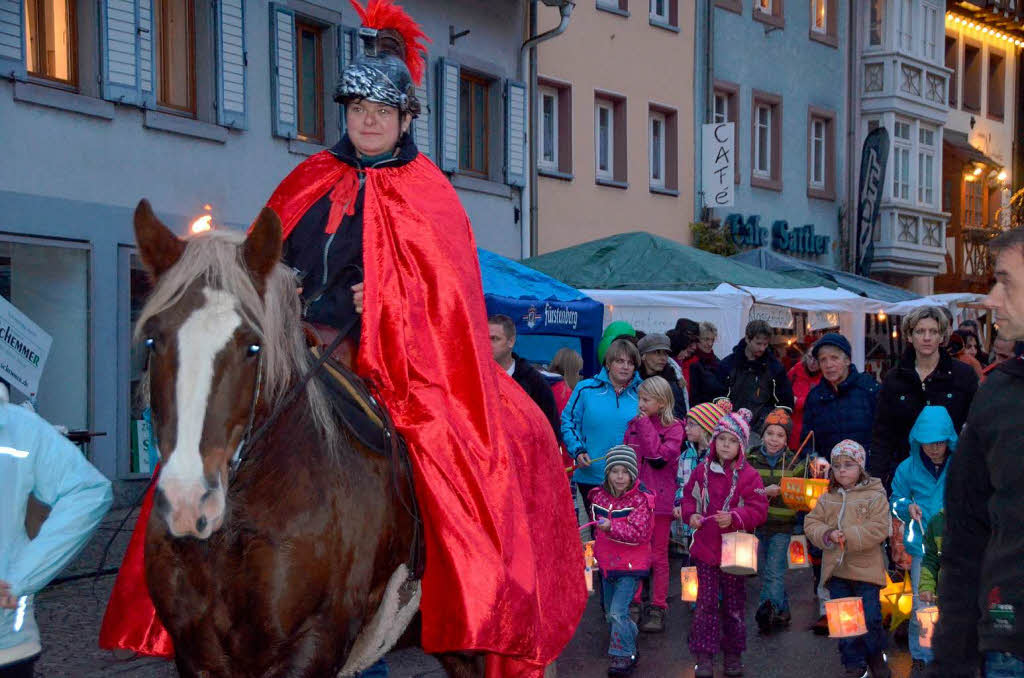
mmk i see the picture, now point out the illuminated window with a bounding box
[24,0,76,84]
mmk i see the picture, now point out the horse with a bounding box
[133,199,483,677]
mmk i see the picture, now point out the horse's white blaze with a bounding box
[160,287,241,489]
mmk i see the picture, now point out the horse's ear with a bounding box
[243,208,283,285]
[134,199,186,278]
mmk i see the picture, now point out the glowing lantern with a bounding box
[917,606,939,648]
[680,566,699,602]
[880,571,915,630]
[825,597,868,638]
[190,214,213,234]
[780,477,829,512]
[788,534,811,569]
[720,532,758,575]
[584,541,595,593]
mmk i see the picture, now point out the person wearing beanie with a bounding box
[672,400,728,557]
[637,333,689,418]
[587,445,655,676]
[745,408,806,633]
[679,405,768,677]
[804,440,891,678]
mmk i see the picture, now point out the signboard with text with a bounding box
[0,296,52,399]
[750,304,794,329]
[703,122,734,208]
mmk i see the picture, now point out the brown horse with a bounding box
[133,200,482,677]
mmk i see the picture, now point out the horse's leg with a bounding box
[434,652,485,678]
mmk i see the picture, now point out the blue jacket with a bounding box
[0,403,112,664]
[561,368,641,485]
[801,366,879,457]
[891,406,958,558]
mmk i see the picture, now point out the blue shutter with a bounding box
[101,0,145,104]
[505,80,527,187]
[269,3,297,139]
[436,58,460,173]
[0,0,26,80]
[337,26,355,136]
[216,0,247,129]
[413,57,431,157]
[138,0,154,107]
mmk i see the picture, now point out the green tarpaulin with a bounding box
[523,232,814,291]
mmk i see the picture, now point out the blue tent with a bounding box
[478,248,603,375]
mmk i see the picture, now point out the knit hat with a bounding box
[687,400,728,436]
[637,332,671,355]
[812,332,852,360]
[762,407,793,437]
[711,404,753,451]
[604,445,639,480]
[830,439,866,471]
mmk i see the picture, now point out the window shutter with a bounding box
[436,58,460,172]
[0,0,26,80]
[138,0,154,107]
[216,0,247,129]
[505,80,527,187]
[269,3,297,139]
[101,0,145,104]
[337,26,355,136]
[413,59,431,157]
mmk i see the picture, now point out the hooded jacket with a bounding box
[890,406,958,558]
[588,483,655,577]
[561,368,641,486]
[717,340,794,433]
[801,366,879,457]
[623,414,684,515]
[680,443,768,567]
[804,477,890,587]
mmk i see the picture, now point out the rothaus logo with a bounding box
[0,325,41,366]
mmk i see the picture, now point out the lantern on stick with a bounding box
[720,532,759,575]
[680,566,699,602]
[917,606,939,648]
[825,597,868,637]
[780,477,829,511]
[880,571,915,631]
[788,534,811,569]
[583,541,595,593]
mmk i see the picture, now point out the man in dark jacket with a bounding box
[717,320,794,433]
[927,228,1024,678]
[488,315,560,442]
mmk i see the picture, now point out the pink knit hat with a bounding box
[711,402,753,450]
[830,439,867,472]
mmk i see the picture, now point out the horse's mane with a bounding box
[134,230,340,448]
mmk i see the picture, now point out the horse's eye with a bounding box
[246,344,261,357]
[145,337,156,350]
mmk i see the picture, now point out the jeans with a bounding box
[827,577,886,670]
[908,554,934,663]
[602,575,640,658]
[756,530,791,613]
[986,652,1024,677]
[356,659,389,677]
[633,515,673,609]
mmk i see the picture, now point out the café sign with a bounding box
[726,214,830,257]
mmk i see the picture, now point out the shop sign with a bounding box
[0,296,52,398]
[808,311,841,331]
[521,303,580,330]
[726,214,830,256]
[750,304,794,329]
[703,122,735,207]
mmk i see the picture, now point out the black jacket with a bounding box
[638,363,688,419]
[716,340,794,432]
[510,354,561,443]
[282,133,419,338]
[927,357,1024,677]
[801,366,879,457]
[869,347,978,486]
[687,359,726,407]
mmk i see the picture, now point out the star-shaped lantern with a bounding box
[880,571,914,631]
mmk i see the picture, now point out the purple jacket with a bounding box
[588,483,655,577]
[624,415,684,516]
[680,449,768,567]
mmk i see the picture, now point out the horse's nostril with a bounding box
[196,516,208,533]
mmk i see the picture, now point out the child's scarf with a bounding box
[696,452,744,516]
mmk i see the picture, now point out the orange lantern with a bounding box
[720,532,759,575]
[916,606,939,648]
[780,477,829,512]
[825,597,868,638]
[788,534,811,569]
[584,541,595,593]
[680,566,699,602]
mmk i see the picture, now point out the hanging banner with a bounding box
[0,296,52,398]
[703,122,735,208]
[750,303,794,329]
[808,311,841,331]
[856,127,890,276]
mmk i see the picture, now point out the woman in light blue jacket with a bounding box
[0,394,112,676]
[562,338,641,515]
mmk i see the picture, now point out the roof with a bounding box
[944,130,1002,169]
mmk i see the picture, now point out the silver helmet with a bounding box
[334,27,421,117]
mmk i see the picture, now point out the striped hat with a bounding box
[712,406,753,451]
[687,400,729,436]
[604,445,639,480]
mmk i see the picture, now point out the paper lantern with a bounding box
[788,534,811,569]
[680,566,699,602]
[584,541,595,593]
[825,597,868,638]
[880,571,915,631]
[780,477,829,512]
[720,532,758,575]
[917,606,939,648]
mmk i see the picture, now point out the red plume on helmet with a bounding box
[349,0,431,86]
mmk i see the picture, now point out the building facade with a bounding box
[695,0,849,268]
[0,0,529,501]
[534,0,696,253]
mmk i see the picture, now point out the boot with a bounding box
[607,654,637,676]
[755,600,776,634]
[724,653,744,676]
[628,602,642,625]
[774,608,792,627]
[693,654,714,678]
[810,613,830,635]
[638,605,665,633]
[867,652,891,678]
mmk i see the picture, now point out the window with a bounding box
[650,0,668,23]
[648,105,678,193]
[945,35,959,107]
[649,110,665,188]
[713,81,739,183]
[869,0,885,46]
[964,178,984,229]
[713,93,728,123]
[988,49,1005,121]
[538,86,558,171]
[810,120,825,187]
[918,126,936,206]
[459,72,490,176]
[24,0,76,85]
[756,0,772,13]
[893,119,912,202]
[124,251,155,474]
[753,0,784,28]
[922,3,938,61]
[538,78,573,176]
[809,0,837,46]
[294,20,323,141]
[595,100,614,180]
[597,0,629,14]
[751,90,782,190]
[963,42,982,112]
[807,107,835,200]
[155,0,195,113]
[897,0,913,52]
[811,0,825,33]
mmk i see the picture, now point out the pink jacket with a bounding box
[588,483,655,576]
[623,415,684,515]
[680,449,768,567]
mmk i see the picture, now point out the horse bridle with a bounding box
[229,351,265,475]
